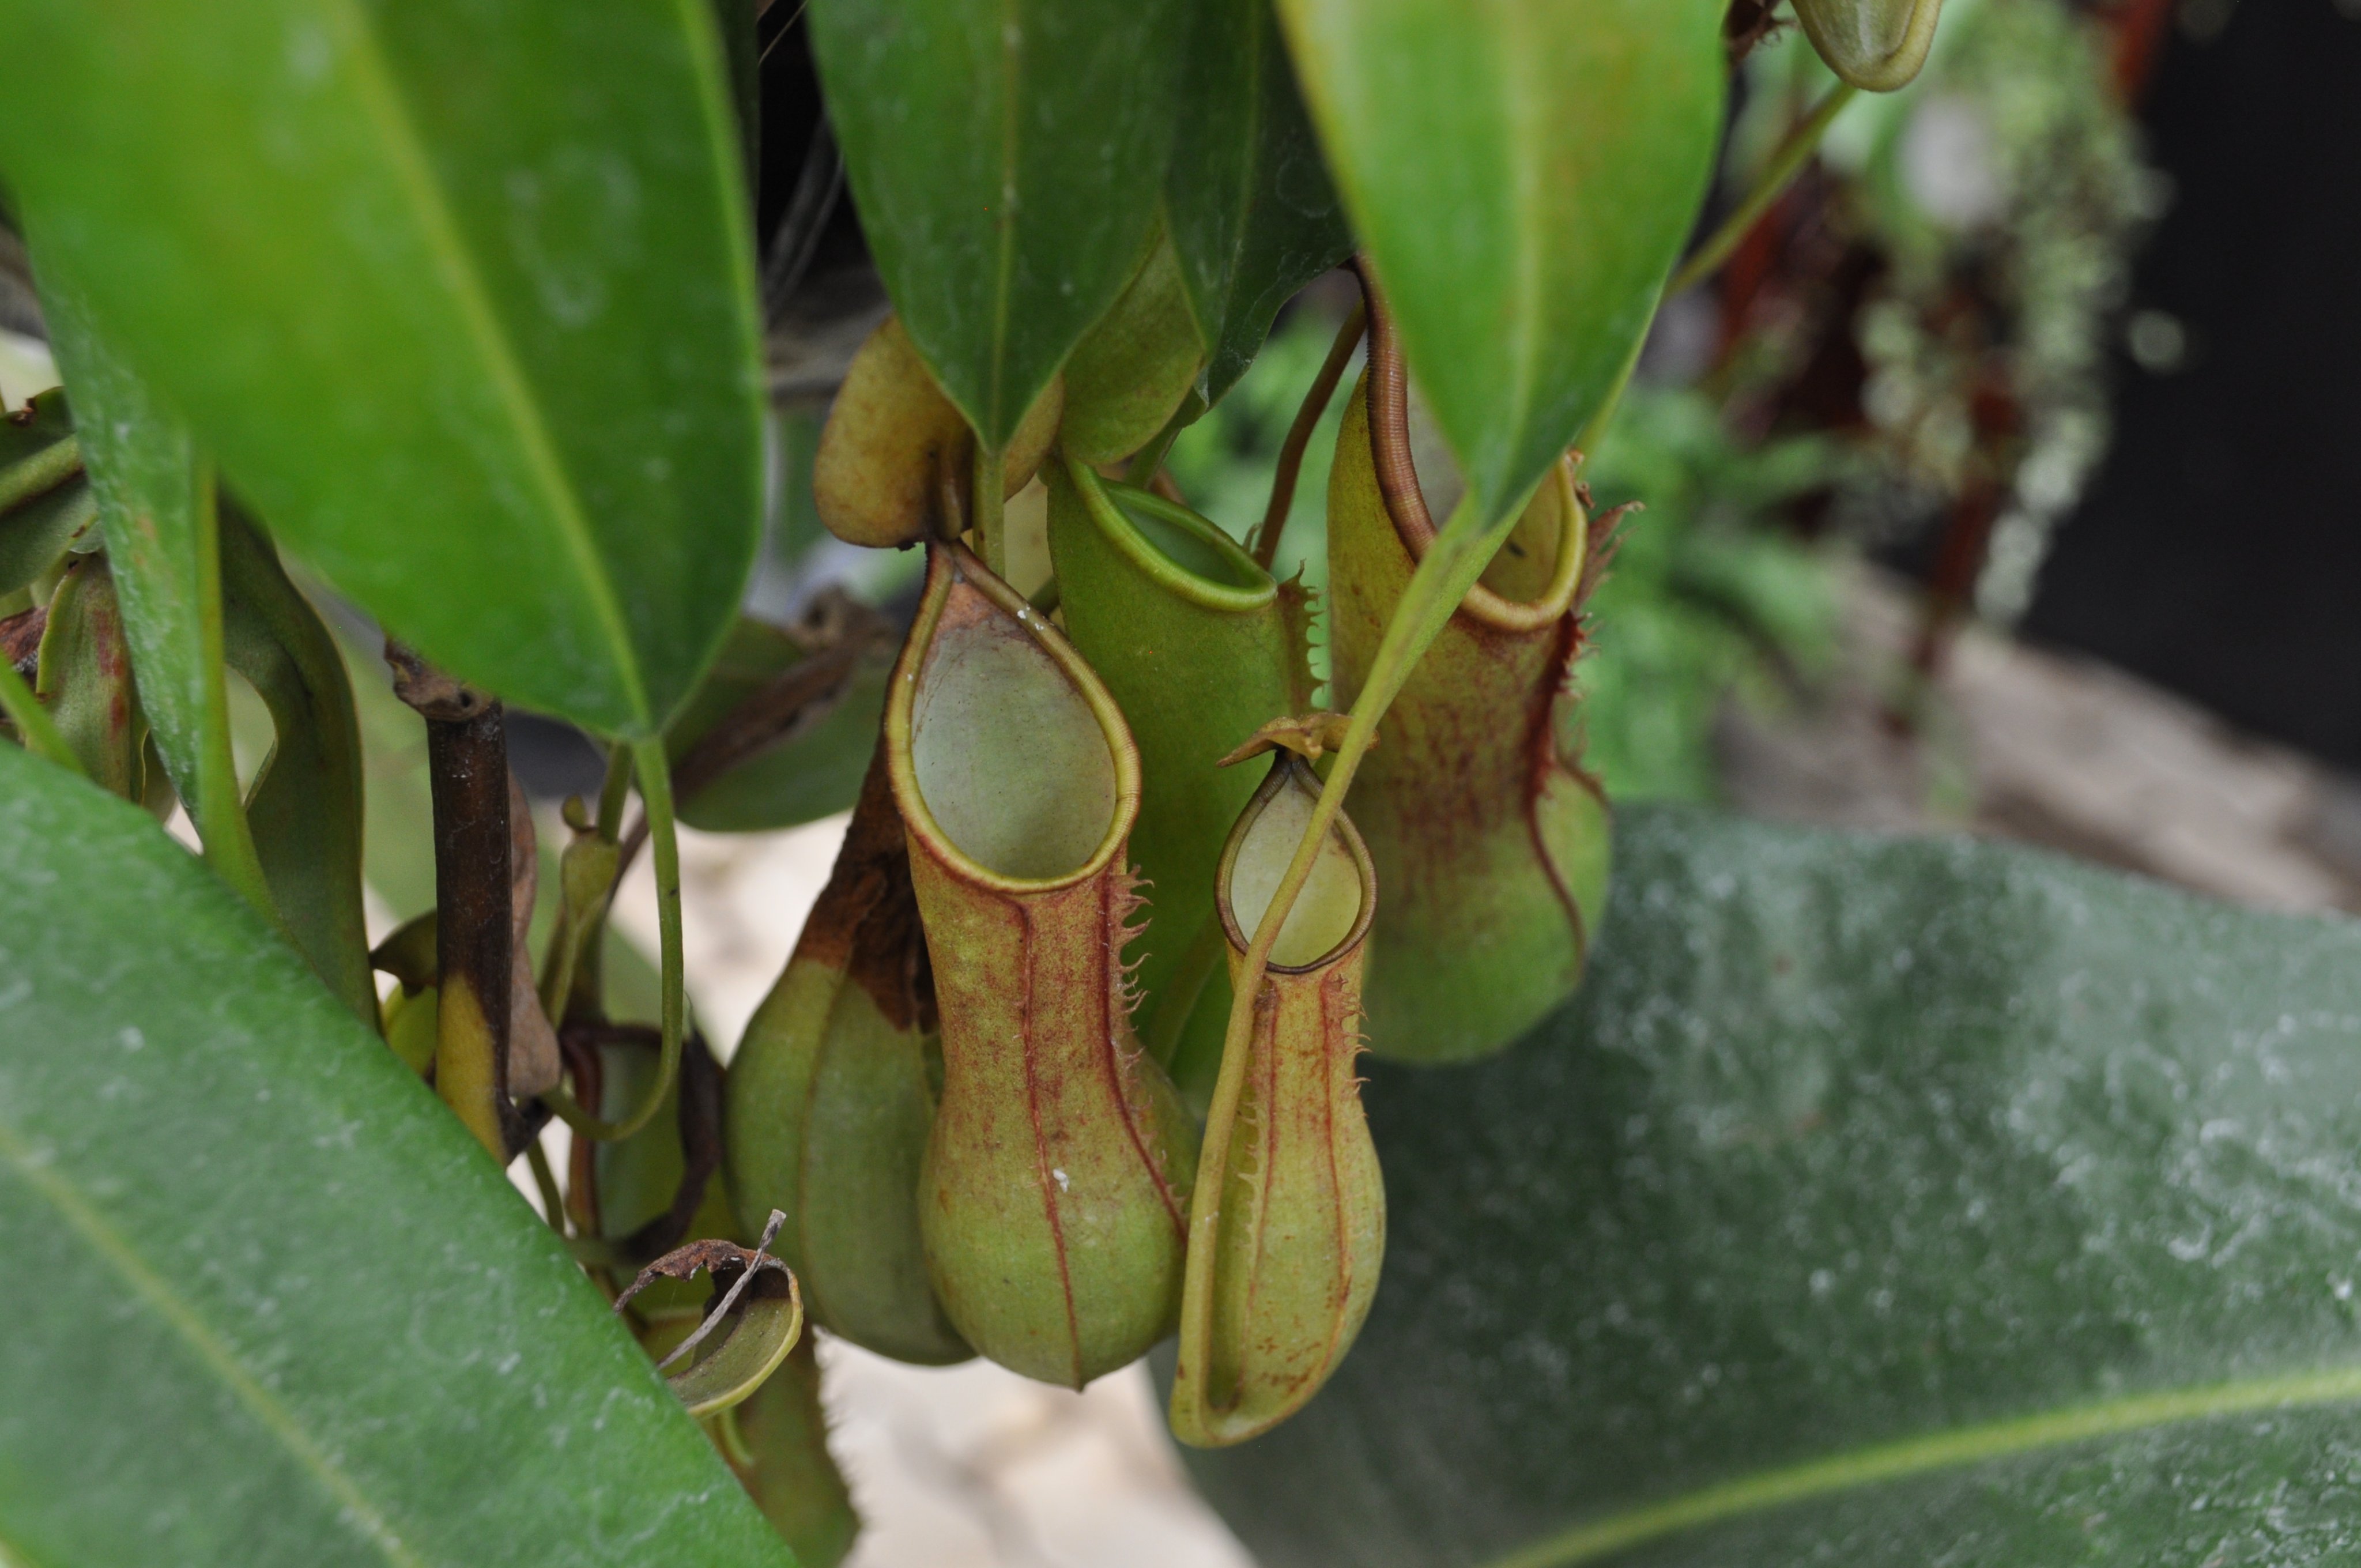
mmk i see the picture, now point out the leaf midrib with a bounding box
[1479,1363,2361,1568]
[987,0,1025,447]
[0,1118,428,1568]
[1213,5,1271,353]
[1488,1,1544,529]
[327,0,650,729]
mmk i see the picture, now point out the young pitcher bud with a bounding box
[888,542,1198,1388]
[1170,754,1383,1447]
[725,736,971,1366]
[1327,363,1612,1064]
[814,315,1063,548]
[1792,0,1944,91]
[35,553,146,798]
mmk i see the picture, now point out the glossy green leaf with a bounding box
[0,0,765,736]
[220,509,376,1027]
[1059,227,1205,465]
[0,744,793,1567]
[1043,458,1310,1096]
[666,615,888,834]
[1274,0,1725,523]
[37,270,212,807]
[712,0,763,193]
[1167,0,1354,406]
[809,0,1189,448]
[32,263,272,911]
[0,386,95,594]
[1182,806,2361,1566]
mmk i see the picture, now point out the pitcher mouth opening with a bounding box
[1361,271,1590,636]
[887,542,1141,893]
[1061,454,1277,611]
[1216,753,1377,976]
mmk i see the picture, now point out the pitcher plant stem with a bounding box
[972,439,1008,576]
[542,738,685,1144]
[1664,81,1857,301]
[1251,303,1366,570]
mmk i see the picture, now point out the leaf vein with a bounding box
[1481,1366,2361,1568]
[0,1121,428,1568]
[989,0,1025,444]
[326,0,650,728]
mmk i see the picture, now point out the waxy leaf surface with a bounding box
[1274,0,1725,522]
[32,267,228,823]
[1184,807,2361,1566]
[0,0,765,735]
[0,745,793,1567]
[809,0,1189,448]
[1167,0,1354,405]
[220,510,376,1026]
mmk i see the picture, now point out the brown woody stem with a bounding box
[418,691,512,1160]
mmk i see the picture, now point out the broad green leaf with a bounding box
[220,509,376,1027]
[1167,0,1354,406]
[0,0,765,736]
[1059,227,1205,466]
[0,744,794,1568]
[0,386,95,594]
[32,264,271,911]
[1274,0,1725,523]
[1181,807,2361,1566]
[712,0,763,196]
[809,0,1189,448]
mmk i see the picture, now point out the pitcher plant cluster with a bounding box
[0,0,1938,1556]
